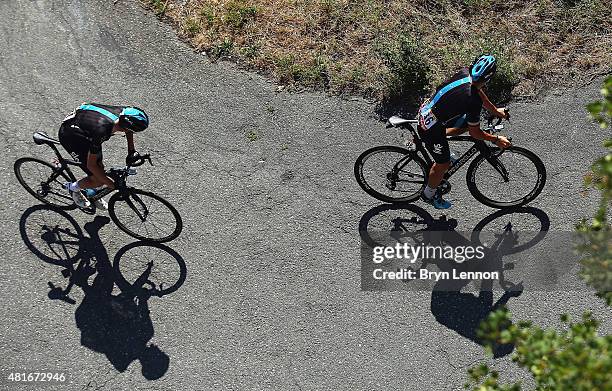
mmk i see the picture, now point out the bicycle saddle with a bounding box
[388,116,418,127]
[33,131,61,145]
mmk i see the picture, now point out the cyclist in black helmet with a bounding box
[58,103,149,209]
[418,55,511,209]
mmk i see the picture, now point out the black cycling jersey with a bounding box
[61,103,124,154]
[427,67,482,126]
[58,103,126,175]
[417,68,483,164]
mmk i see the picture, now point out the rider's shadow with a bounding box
[359,205,550,358]
[426,218,525,358]
[19,206,171,379]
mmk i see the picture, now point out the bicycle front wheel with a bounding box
[108,189,183,243]
[354,146,427,203]
[467,146,546,208]
[14,157,76,210]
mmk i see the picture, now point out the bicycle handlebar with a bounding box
[107,153,153,184]
[487,108,510,128]
[128,153,153,168]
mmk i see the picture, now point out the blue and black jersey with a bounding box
[59,103,126,174]
[417,68,484,164]
[428,67,482,126]
[61,103,124,154]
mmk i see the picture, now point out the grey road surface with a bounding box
[0,1,609,390]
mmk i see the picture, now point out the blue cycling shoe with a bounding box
[421,192,452,209]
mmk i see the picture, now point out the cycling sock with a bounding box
[68,181,80,192]
[423,186,436,199]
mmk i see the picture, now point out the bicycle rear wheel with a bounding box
[467,146,546,208]
[108,189,182,243]
[14,157,76,210]
[354,146,427,203]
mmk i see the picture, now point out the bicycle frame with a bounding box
[39,141,145,206]
[392,123,509,183]
[42,142,79,184]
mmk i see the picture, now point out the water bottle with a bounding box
[450,150,459,165]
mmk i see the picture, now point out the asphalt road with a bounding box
[0,1,610,390]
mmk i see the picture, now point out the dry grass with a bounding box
[142,0,611,105]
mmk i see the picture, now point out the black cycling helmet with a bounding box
[470,55,497,83]
[118,107,149,132]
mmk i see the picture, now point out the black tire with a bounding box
[14,157,76,210]
[113,241,187,297]
[354,146,428,203]
[467,146,546,209]
[108,189,182,243]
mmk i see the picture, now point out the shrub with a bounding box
[224,0,257,30]
[378,34,431,104]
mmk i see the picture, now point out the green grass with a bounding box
[224,0,257,30]
[184,17,201,37]
[148,0,168,15]
[210,37,234,59]
[377,34,430,103]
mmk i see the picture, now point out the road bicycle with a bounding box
[354,115,546,208]
[14,131,182,243]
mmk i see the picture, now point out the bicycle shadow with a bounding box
[359,204,550,358]
[19,205,187,379]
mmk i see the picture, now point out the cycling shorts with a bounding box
[58,123,103,176]
[419,122,450,164]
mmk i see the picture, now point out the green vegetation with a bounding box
[581,76,612,305]
[143,0,610,106]
[465,78,612,391]
[184,17,201,36]
[245,129,258,141]
[377,34,430,103]
[466,310,611,390]
[149,0,168,15]
[224,0,257,30]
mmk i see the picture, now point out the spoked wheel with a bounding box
[467,147,546,209]
[108,189,182,243]
[354,146,428,203]
[113,241,187,297]
[14,157,76,210]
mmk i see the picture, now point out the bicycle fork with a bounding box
[485,151,510,182]
[125,192,150,222]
